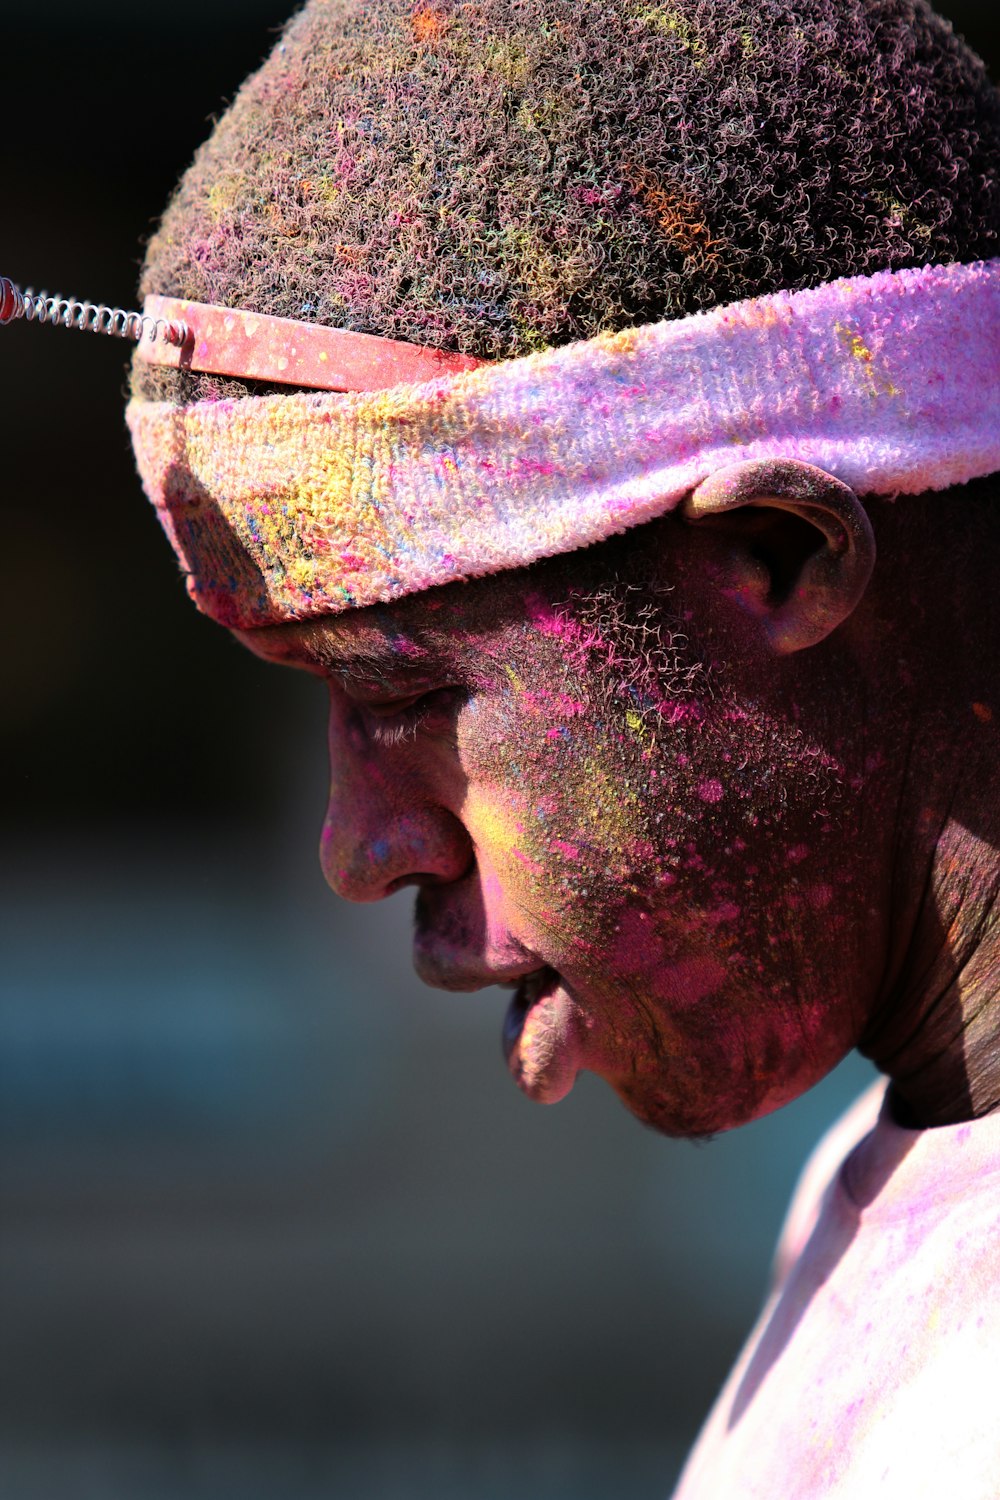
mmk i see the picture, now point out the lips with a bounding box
[410,920,587,1104]
[501,967,552,1057]
[502,966,585,1105]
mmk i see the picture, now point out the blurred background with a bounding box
[0,3,996,1496]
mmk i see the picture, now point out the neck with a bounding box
[845,485,1000,1127]
[859,698,1000,1127]
[869,820,1000,1125]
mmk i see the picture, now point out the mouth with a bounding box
[501,966,585,1105]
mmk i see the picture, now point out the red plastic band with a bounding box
[136,295,487,392]
[0,277,21,324]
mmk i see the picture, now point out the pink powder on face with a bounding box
[524,595,608,676]
[668,955,729,1006]
[707,900,742,925]
[807,884,834,910]
[521,689,587,717]
[512,847,545,876]
[388,636,427,658]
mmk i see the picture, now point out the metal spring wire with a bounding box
[0,278,187,346]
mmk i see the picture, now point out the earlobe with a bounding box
[682,459,877,654]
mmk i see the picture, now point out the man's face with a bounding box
[244,524,884,1137]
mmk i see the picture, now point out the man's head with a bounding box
[135,0,999,400]
[236,460,874,1136]
[133,0,1000,1135]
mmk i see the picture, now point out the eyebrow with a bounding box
[249,624,449,681]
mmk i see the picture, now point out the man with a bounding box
[121,0,1000,1490]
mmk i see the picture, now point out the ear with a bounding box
[681,459,876,654]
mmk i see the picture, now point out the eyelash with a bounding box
[366,687,465,747]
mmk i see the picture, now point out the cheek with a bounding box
[458,707,697,951]
[454,652,860,966]
[456,723,656,966]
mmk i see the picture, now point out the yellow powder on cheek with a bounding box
[460,788,550,901]
[565,759,640,867]
[462,792,523,859]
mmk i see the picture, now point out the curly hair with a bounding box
[135,0,999,403]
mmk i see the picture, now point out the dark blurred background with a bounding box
[0,4,996,1497]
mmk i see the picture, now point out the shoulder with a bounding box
[770,1078,887,1289]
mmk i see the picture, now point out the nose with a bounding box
[319,688,473,903]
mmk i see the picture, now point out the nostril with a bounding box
[384,873,441,895]
[320,808,475,902]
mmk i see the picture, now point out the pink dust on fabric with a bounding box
[674,1085,1000,1498]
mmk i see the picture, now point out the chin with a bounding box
[615,1091,726,1141]
[611,1077,787,1141]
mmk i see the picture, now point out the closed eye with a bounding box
[365,687,467,747]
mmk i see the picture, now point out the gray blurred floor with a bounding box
[0,1438,689,1500]
[0,811,876,1499]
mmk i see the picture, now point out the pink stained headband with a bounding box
[0,279,484,390]
[125,258,1000,632]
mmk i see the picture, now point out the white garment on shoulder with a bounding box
[672,1081,1000,1499]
